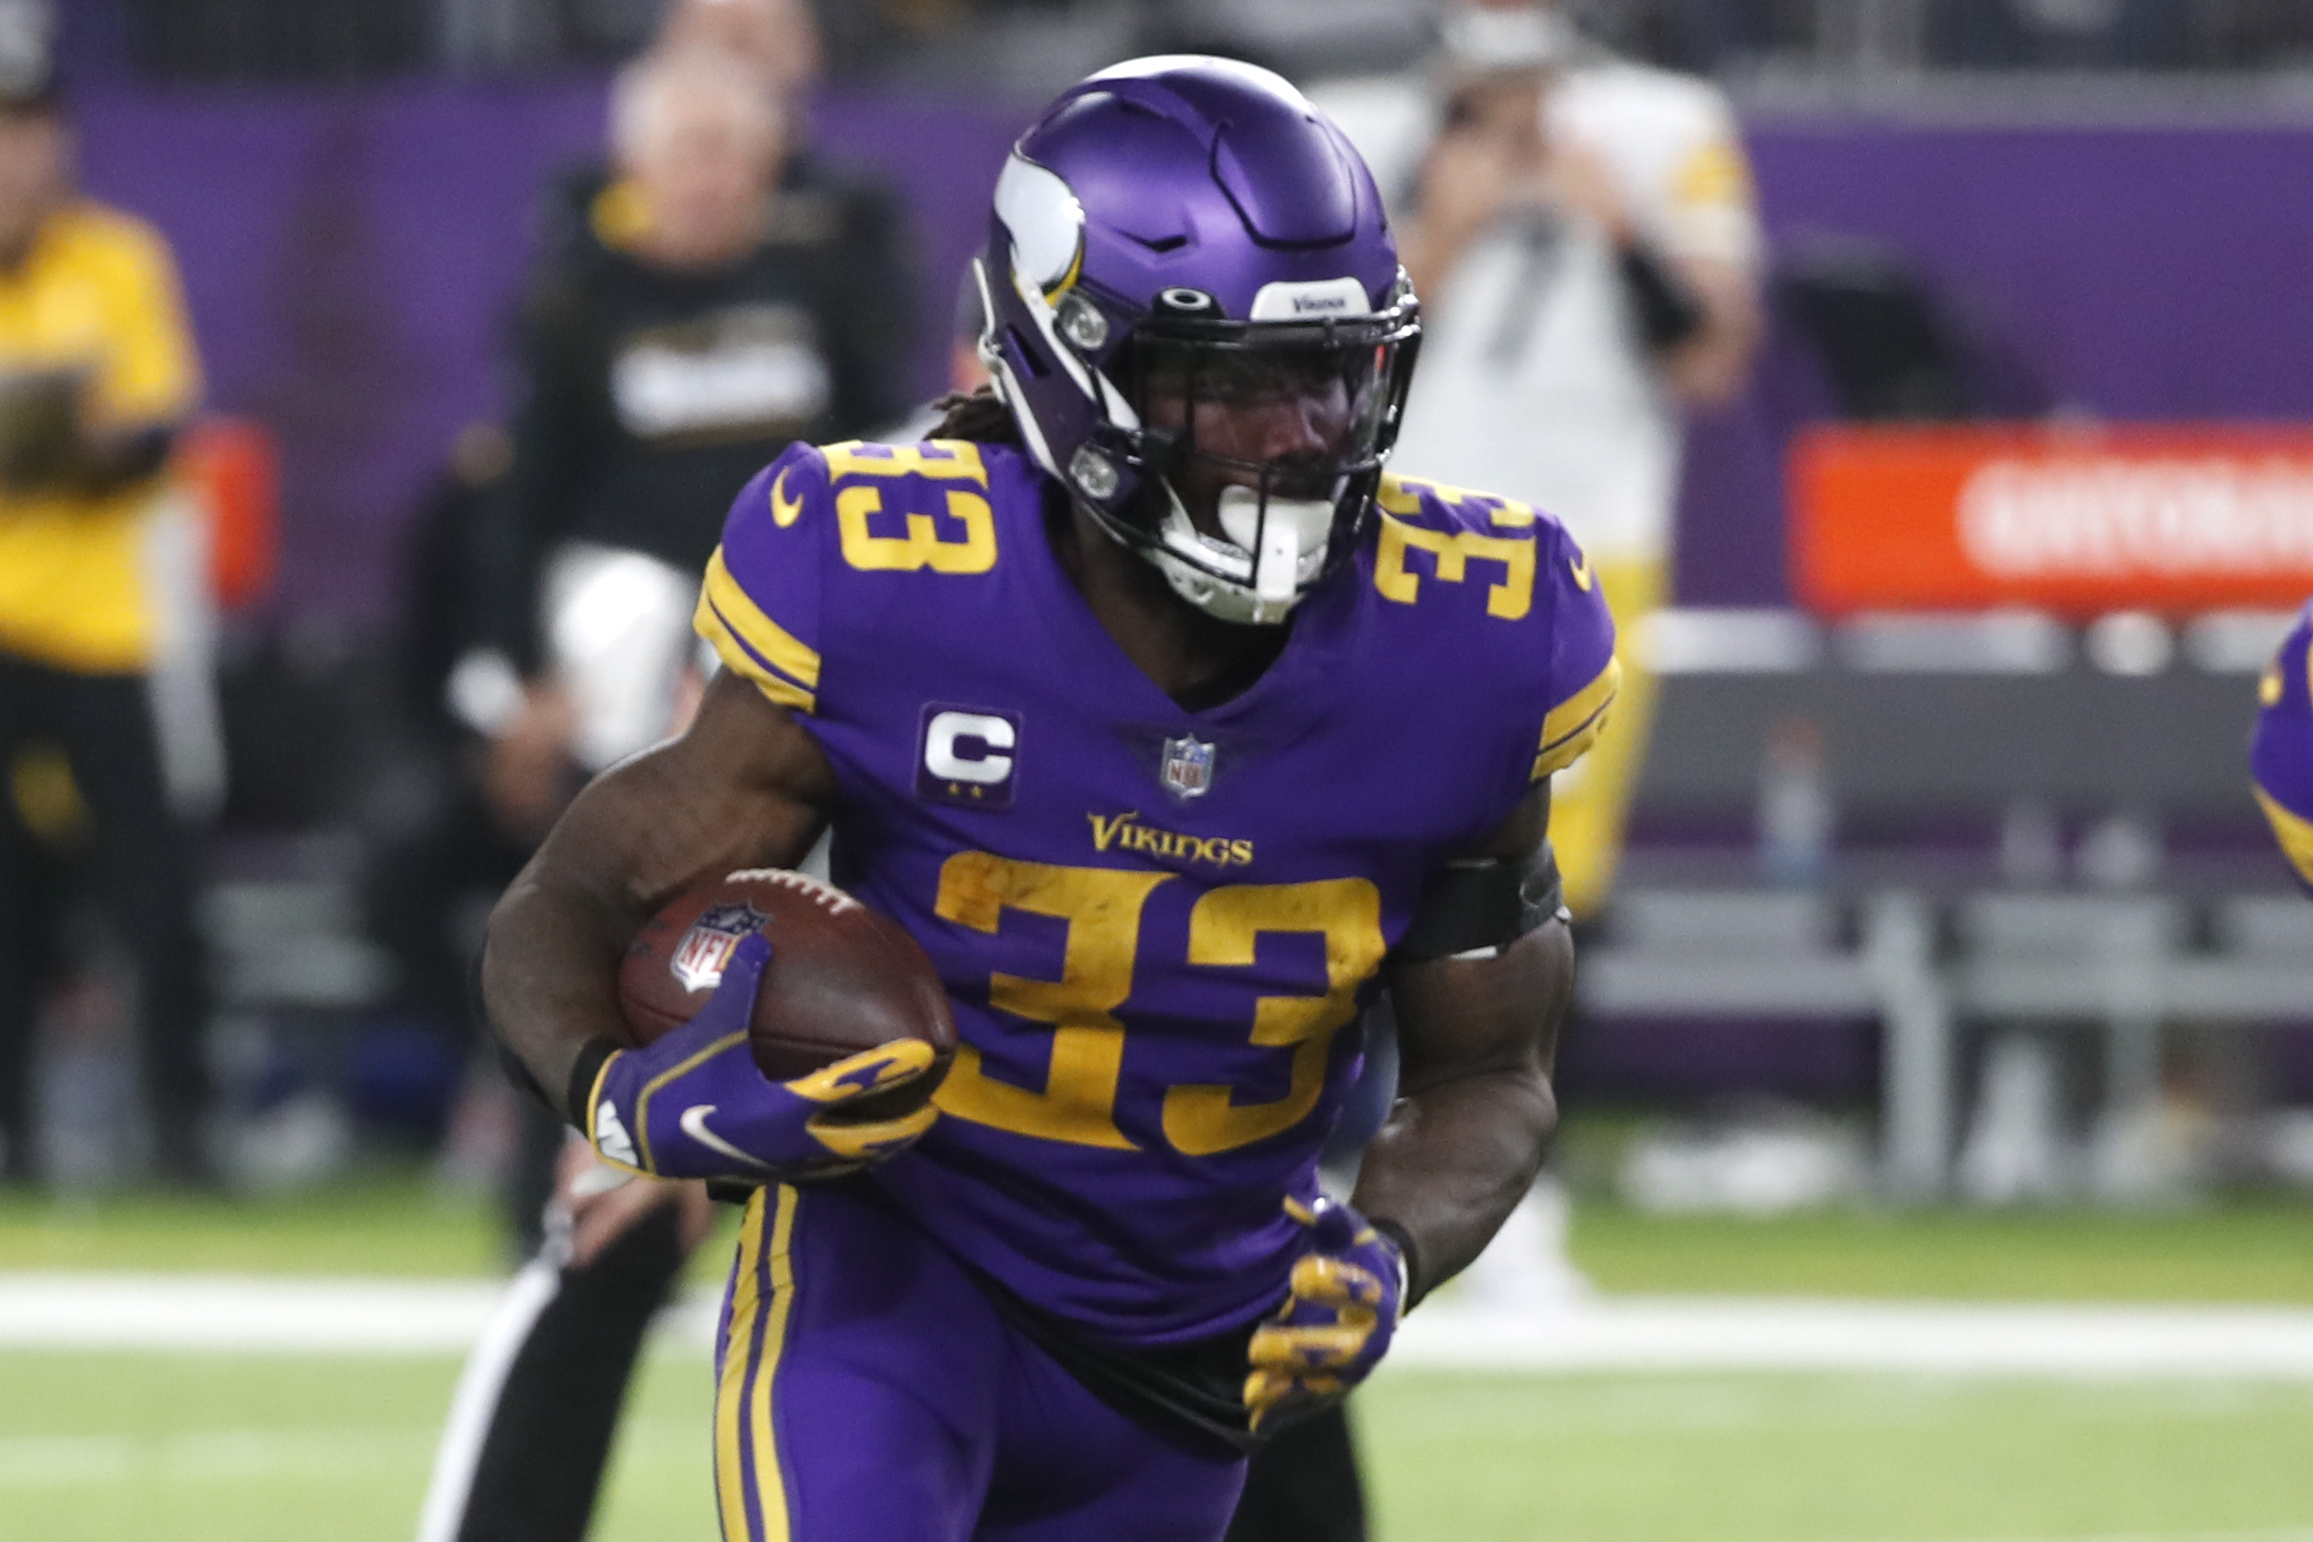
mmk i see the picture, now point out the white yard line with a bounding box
[0,1427,433,1486]
[1390,1296,2313,1380]
[6,1273,2313,1380]
[0,1419,702,1488]
[0,1274,510,1353]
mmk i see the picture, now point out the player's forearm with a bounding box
[485,747,746,1113]
[1351,1063,1557,1305]
[485,680,840,1116]
[483,780,664,1120]
[1355,915,1573,1303]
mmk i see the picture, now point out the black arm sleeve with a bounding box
[1617,238,1706,352]
[1394,847,1566,961]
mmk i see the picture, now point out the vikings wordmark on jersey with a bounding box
[694,434,1617,1347]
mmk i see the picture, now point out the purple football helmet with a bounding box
[977,56,1420,624]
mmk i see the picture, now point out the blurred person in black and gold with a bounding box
[409,37,919,1542]
[0,64,212,1188]
[526,0,911,382]
[459,38,915,834]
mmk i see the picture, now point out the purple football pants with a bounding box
[715,1181,1247,1542]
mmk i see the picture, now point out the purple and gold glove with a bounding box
[1244,1195,1407,1428]
[582,933,939,1182]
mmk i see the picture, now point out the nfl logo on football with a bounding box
[1160,734,1215,800]
[670,902,767,992]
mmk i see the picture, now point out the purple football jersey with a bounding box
[695,438,1618,1345]
[2252,601,2313,894]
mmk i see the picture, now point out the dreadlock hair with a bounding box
[928,385,1023,446]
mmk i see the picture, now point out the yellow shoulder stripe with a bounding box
[1533,656,1622,780]
[2254,784,2313,889]
[700,548,820,691]
[697,591,815,713]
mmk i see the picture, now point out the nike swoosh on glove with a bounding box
[585,932,939,1182]
[1244,1194,1406,1429]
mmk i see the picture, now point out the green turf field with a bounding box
[9,1181,2313,1301]
[5,1347,2312,1542]
[7,1181,2313,1539]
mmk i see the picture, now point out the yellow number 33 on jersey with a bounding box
[824,441,999,576]
[929,853,1387,1157]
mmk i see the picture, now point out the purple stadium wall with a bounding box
[67,82,2313,623]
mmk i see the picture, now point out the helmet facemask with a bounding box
[1122,320,1412,623]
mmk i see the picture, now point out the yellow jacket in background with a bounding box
[0,199,202,675]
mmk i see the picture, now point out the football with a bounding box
[617,868,957,1118]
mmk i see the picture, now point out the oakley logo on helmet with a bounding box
[1249,278,1372,320]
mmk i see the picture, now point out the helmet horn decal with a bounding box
[993,155,1086,298]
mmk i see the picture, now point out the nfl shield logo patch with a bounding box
[669,902,767,993]
[1160,734,1216,800]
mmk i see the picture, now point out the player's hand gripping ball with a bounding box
[588,869,956,1183]
[1244,1196,1406,1429]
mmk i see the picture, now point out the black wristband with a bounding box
[564,1038,621,1130]
[1616,239,1705,351]
[1371,1218,1426,1310]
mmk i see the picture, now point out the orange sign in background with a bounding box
[177,416,280,612]
[1788,424,2313,617]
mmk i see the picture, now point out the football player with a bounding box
[2252,603,2313,893]
[486,58,1615,1541]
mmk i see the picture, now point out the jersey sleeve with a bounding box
[1530,520,1622,782]
[2251,604,2313,892]
[693,441,829,715]
[1587,73,1761,273]
[1653,96,1760,270]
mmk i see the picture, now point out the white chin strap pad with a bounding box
[1217,487,1332,612]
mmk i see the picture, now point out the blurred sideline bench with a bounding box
[1578,609,2313,1200]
